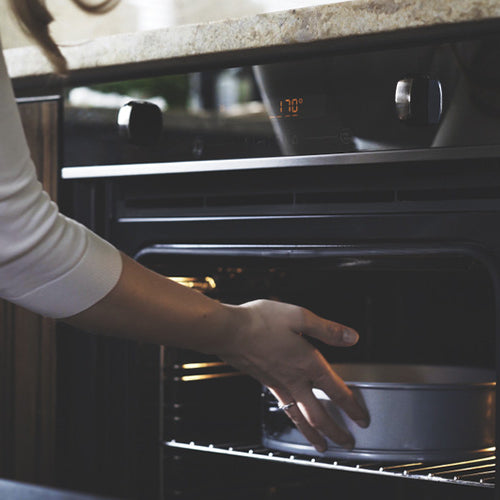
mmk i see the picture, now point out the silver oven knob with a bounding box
[395,76,442,125]
[118,101,163,146]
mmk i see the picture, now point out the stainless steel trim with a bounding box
[131,242,492,260]
[61,145,500,179]
[62,157,295,179]
[17,95,61,104]
[164,440,495,488]
[118,215,334,223]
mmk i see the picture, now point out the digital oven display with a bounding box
[268,94,326,120]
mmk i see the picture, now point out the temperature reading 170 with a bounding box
[279,97,304,115]
[269,94,325,120]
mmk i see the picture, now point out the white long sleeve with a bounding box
[0,42,122,318]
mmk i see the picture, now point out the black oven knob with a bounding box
[395,76,442,125]
[117,101,163,146]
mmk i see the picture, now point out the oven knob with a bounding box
[395,76,442,125]
[118,101,163,146]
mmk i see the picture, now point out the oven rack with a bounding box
[164,440,495,489]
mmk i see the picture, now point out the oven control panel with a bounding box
[63,34,500,170]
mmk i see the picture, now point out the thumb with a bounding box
[298,307,359,347]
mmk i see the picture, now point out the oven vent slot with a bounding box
[122,189,395,216]
[206,193,293,207]
[125,196,205,210]
[124,193,295,211]
[398,186,500,202]
[165,440,495,489]
[295,190,394,204]
[122,184,500,218]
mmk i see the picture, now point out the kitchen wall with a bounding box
[0,0,349,49]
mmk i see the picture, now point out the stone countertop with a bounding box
[5,0,500,86]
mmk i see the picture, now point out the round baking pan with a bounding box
[261,364,495,462]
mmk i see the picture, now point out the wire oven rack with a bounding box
[164,440,495,488]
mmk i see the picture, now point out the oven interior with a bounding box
[135,247,496,499]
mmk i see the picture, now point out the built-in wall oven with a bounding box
[58,25,500,500]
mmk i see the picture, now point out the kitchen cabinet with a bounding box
[0,96,61,486]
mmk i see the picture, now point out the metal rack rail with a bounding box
[164,440,495,488]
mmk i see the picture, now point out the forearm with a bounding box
[64,252,370,451]
[64,252,240,353]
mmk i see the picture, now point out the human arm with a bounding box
[0,40,367,452]
[65,252,369,452]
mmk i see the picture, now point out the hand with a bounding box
[217,299,370,453]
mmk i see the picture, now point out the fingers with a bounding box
[271,383,369,453]
[298,307,359,347]
[271,388,328,453]
[312,356,370,427]
[293,386,355,450]
[293,308,369,426]
[271,383,357,452]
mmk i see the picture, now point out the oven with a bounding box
[58,26,500,500]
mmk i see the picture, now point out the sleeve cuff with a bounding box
[10,231,123,319]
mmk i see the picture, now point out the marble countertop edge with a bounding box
[5,0,500,81]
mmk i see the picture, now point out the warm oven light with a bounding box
[181,372,244,382]
[168,276,216,291]
[182,361,227,370]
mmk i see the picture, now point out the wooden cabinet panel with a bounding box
[0,96,60,485]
